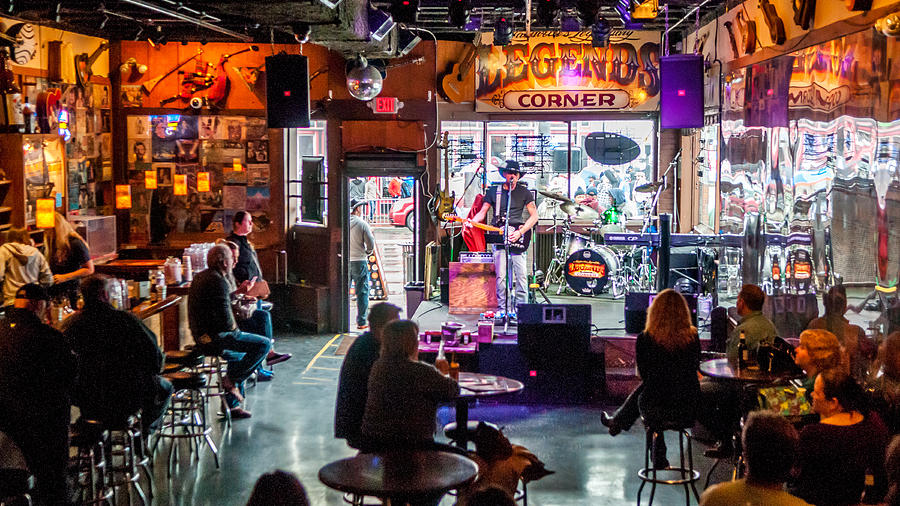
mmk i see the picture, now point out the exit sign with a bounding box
[370,97,403,114]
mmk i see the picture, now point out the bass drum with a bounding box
[564,246,620,296]
[563,231,593,257]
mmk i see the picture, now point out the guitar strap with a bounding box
[494,184,504,226]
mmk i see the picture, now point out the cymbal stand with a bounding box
[543,215,567,292]
[641,149,681,234]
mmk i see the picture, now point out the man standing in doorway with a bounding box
[350,198,376,330]
[469,160,539,317]
[365,177,379,222]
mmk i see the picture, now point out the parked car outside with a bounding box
[389,197,415,231]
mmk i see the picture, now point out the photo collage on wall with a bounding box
[127,114,270,243]
[59,81,113,214]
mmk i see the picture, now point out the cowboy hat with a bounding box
[498,159,523,176]
[350,198,368,211]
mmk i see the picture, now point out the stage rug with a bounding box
[335,334,356,356]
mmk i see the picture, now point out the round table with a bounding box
[453,372,524,448]
[699,358,800,383]
[318,450,478,503]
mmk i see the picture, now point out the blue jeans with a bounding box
[217,330,272,385]
[350,260,370,326]
[493,247,528,312]
[238,309,273,339]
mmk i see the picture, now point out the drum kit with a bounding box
[539,186,658,298]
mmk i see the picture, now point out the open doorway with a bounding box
[346,175,418,331]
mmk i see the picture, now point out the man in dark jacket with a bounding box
[334,302,401,448]
[189,244,272,418]
[0,284,76,505]
[62,275,173,431]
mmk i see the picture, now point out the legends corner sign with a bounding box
[475,30,660,113]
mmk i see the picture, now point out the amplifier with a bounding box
[460,252,494,263]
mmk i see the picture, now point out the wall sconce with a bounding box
[232,158,243,172]
[115,185,132,209]
[36,199,55,228]
[197,172,210,192]
[144,170,157,189]
[174,174,187,195]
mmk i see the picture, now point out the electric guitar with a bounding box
[439,45,476,103]
[442,214,504,233]
[485,217,532,254]
[74,42,109,88]
[760,0,787,44]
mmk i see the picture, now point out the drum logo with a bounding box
[567,260,607,279]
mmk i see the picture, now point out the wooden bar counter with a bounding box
[131,295,187,351]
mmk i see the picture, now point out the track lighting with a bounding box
[591,17,611,47]
[448,0,471,28]
[536,0,560,27]
[494,17,512,46]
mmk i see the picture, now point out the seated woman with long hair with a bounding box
[602,289,700,468]
[791,369,888,505]
[360,319,459,451]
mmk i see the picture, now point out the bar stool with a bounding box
[192,353,233,425]
[70,419,114,506]
[105,415,149,506]
[636,419,700,506]
[0,469,33,506]
[153,371,219,476]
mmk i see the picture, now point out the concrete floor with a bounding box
[145,287,887,505]
[148,331,729,506]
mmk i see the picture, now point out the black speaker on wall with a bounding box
[266,53,310,129]
[660,54,704,129]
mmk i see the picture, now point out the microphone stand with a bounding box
[502,180,514,333]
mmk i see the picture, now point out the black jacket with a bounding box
[226,233,261,283]
[188,268,238,342]
[62,302,164,424]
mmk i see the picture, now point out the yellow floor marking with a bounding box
[309,366,339,371]
[304,334,342,373]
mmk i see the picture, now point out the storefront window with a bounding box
[698,124,719,230]
[441,119,654,225]
[289,121,328,226]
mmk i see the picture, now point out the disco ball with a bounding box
[346,58,383,101]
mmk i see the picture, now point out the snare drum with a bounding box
[563,232,593,257]
[564,246,621,295]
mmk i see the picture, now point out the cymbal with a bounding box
[560,202,599,221]
[539,190,574,204]
[634,182,662,194]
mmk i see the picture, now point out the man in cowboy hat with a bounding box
[469,160,539,316]
[350,198,376,329]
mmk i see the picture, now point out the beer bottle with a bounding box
[435,340,450,375]
[738,330,749,369]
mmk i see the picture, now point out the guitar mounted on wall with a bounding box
[793,0,816,30]
[439,44,477,103]
[74,42,109,88]
[760,0,787,44]
[736,10,758,55]
[723,21,740,57]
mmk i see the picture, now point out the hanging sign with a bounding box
[475,30,660,113]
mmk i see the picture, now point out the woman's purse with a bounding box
[232,296,256,320]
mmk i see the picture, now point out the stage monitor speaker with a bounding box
[517,304,591,369]
[266,54,310,129]
[624,292,698,334]
[660,55,704,129]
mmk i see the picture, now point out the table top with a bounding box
[458,372,524,398]
[700,358,800,383]
[318,450,478,500]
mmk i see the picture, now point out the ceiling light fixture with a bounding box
[346,55,384,101]
[120,0,252,41]
[368,8,395,41]
[291,22,311,43]
[389,0,418,25]
[318,0,343,8]
[494,16,512,46]
[576,0,600,26]
[397,28,421,56]
[448,0,471,28]
[536,0,560,27]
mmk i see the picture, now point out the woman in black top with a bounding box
[792,369,888,505]
[47,213,94,306]
[602,289,700,468]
